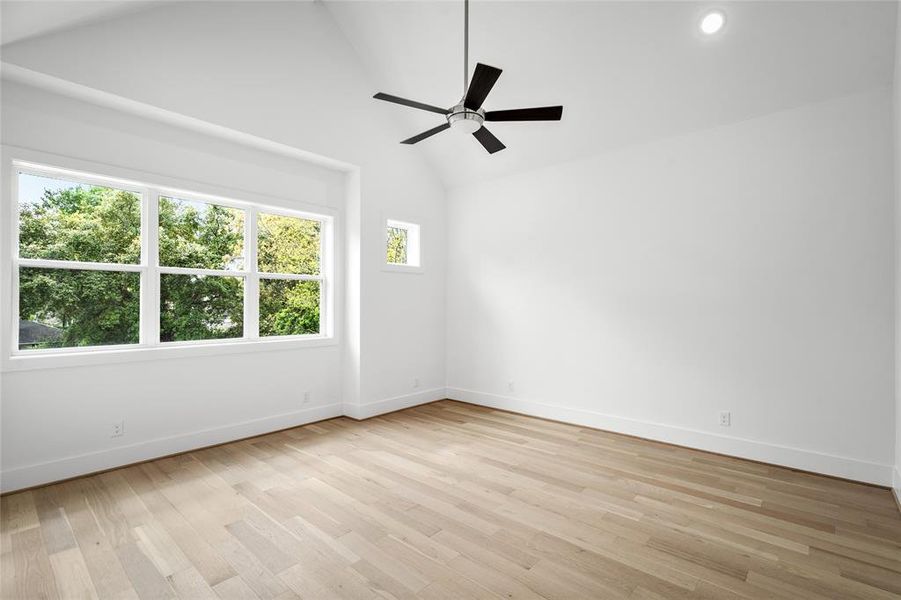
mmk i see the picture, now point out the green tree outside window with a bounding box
[18,177,322,349]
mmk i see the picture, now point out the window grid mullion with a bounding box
[11,172,20,353]
[17,258,144,272]
[158,266,250,277]
[144,190,161,346]
[312,216,327,338]
[245,206,260,339]
[256,272,323,281]
[319,220,335,336]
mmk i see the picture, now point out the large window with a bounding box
[12,162,332,355]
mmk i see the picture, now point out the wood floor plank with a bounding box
[3,401,900,600]
[1,491,39,554]
[10,527,60,600]
[213,575,261,600]
[49,547,100,600]
[224,520,297,575]
[116,541,176,600]
[167,567,219,599]
[32,487,77,555]
[214,536,290,600]
[54,481,141,600]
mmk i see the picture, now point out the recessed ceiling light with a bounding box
[700,10,725,35]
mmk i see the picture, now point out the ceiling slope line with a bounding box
[0,61,357,173]
[0,1,161,47]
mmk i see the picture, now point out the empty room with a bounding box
[1,0,900,598]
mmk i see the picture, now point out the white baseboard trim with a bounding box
[343,387,447,420]
[2,387,448,494]
[5,388,891,494]
[893,467,901,515]
[1,403,343,493]
[446,387,894,487]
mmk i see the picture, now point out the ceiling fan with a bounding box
[372,0,563,154]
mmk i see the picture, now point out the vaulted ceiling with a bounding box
[1,1,158,46]
[2,1,897,188]
[325,0,897,186]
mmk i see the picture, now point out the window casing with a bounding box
[10,160,334,359]
[385,218,421,270]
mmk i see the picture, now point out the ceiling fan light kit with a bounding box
[447,103,484,135]
[372,0,563,154]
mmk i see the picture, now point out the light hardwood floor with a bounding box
[2,400,900,599]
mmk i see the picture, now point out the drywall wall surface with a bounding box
[447,88,895,484]
[0,81,347,490]
[0,1,448,490]
[0,0,448,416]
[893,4,901,498]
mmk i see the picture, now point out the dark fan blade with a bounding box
[401,122,450,145]
[463,63,502,110]
[374,93,449,115]
[472,126,505,154]
[485,106,563,122]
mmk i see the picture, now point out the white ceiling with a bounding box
[325,1,897,186]
[1,1,896,188]
[0,1,159,46]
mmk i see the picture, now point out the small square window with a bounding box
[386,219,421,268]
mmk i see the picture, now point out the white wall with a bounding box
[0,1,448,410]
[894,3,901,500]
[0,81,348,490]
[2,0,896,492]
[447,88,896,485]
[0,1,448,491]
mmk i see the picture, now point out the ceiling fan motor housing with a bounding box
[372,0,561,152]
[447,102,485,134]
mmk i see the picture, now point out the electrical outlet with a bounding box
[413,377,420,389]
[111,420,125,438]
[507,380,515,393]
[302,391,310,405]
[719,411,731,427]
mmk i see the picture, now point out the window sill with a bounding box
[2,335,337,372]
[382,263,424,274]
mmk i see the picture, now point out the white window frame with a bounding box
[254,205,329,341]
[384,218,422,273]
[4,154,336,371]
